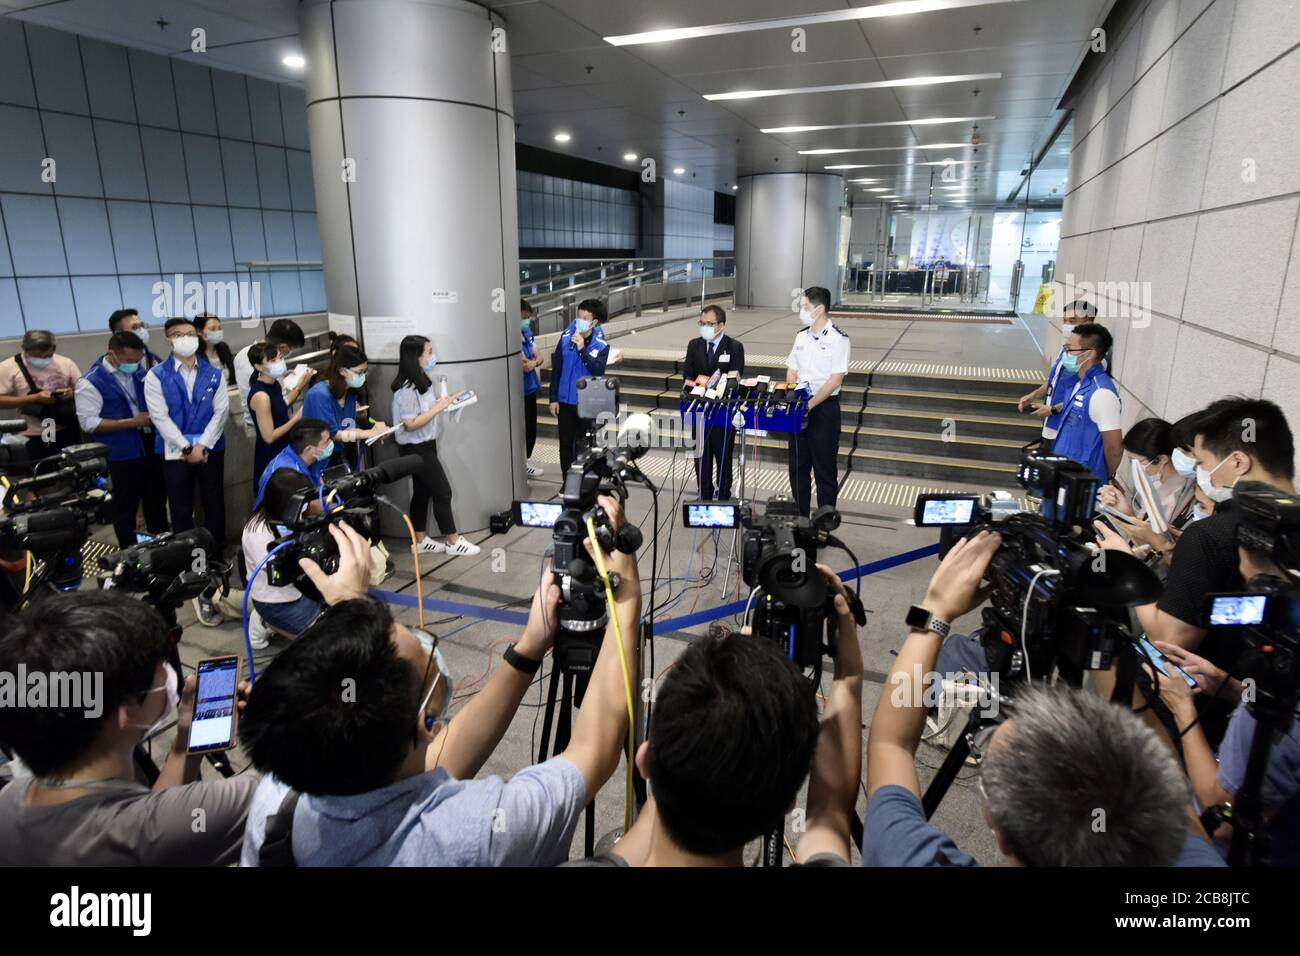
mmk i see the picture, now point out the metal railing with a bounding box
[850,264,993,307]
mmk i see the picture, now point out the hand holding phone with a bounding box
[187,656,243,753]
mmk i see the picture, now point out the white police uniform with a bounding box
[785,322,851,515]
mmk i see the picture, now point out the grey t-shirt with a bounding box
[0,772,260,866]
[240,757,586,867]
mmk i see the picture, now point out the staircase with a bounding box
[534,350,1042,486]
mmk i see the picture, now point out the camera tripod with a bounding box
[536,658,598,856]
[1216,686,1298,867]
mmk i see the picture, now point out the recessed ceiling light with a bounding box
[799,143,972,155]
[605,2,1028,46]
[704,73,1000,102]
[732,184,739,190]
[673,167,686,175]
[623,152,638,161]
[867,187,889,192]
[554,132,572,143]
[826,160,975,170]
[762,115,996,135]
[282,54,305,69]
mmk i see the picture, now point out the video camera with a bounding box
[0,442,113,596]
[913,451,1160,683]
[102,527,229,611]
[262,455,422,601]
[513,398,652,674]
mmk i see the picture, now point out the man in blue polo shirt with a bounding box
[253,417,332,509]
[75,331,170,548]
[548,298,609,475]
[144,317,229,562]
[1018,300,1094,451]
[1050,321,1123,483]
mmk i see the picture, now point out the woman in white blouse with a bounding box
[390,335,480,556]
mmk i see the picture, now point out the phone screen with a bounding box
[515,501,563,528]
[683,502,739,528]
[1137,638,1197,688]
[188,656,240,753]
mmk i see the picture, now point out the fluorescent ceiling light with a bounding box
[553,132,571,143]
[673,167,686,174]
[848,178,881,184]
[826,160,975,170]
[799,143,972,155]
[762,116,995,134]
[282,54,305,69]
[606,1,1028,46]
[704,73,1000,102]
[867,187,889,192]
[732,185,739,190]
[623,152,638,161]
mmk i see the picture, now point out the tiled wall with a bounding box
[1054,0,1300,435]
[516,171,638,250]
[0,19,322,338]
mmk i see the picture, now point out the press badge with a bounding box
[719,354,730,363]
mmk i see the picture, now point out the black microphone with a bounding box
[329,454,423,496]
[0,419,27,435]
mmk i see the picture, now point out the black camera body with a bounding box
[103,527,228,609]
[741,497,864,670]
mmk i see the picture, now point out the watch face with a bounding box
[905,606,930,629]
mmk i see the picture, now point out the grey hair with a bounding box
[980,686,1190,866]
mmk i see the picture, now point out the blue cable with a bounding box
[243,537,296,683]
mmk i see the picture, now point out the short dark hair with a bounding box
[1071,321,1112,359]
[1194,396,1295,479]
[266,319,306,349]
[0,591,171,777]
[576,298,607,324]
[21,330,55,353]
[241,599,422,796]
[1169,410,1205,452]
[109,308,139,332]
[702,304,726,325]
[247,341,282,369]
[163,317,195,335]
[250,467,313,529]
[647,634,819,856]
[289,416,331,455]
[804,286,832,311]
[108,331,146,353]
[520,298,534,316]
[1122,418,1173,461]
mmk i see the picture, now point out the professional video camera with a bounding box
[263,455,422,601]
[913,450,1160,683]
[0,442,113,598]
[102,527,228,609]
[513,392,652,674]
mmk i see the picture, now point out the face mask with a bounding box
[1060,352,1081,374]
[1189,504,1210,522]
[1196,457,1238,504]
[346,372,366,390]
[205,330,224,346]
[423,355,438,372]
[521,318,533,335]
[116,360,140,375]
[1141,458,1164,490]
[799,308,814,327]
[1171,447,1197,479]
[266,360,288,380]
[574,318,592,334]
[133,663,179,738]
[699,325,717,342]
[414,629,454,728]
[132,326,150,345]
[26,355,53,369]
[319,441,335,460]
[172,336,200,358]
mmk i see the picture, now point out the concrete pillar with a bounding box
[735,173,844,308]
[299,0,522,530]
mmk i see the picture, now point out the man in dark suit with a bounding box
[683,305,745,500]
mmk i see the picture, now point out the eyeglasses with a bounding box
[413,628,453,726]
[966,723,997,765]
[1062,346,1093,355]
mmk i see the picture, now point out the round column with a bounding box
[300,0,522,530]
[735,173,845,308]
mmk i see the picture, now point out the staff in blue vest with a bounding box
[74,331,170,548]
[521,298,544,478]
[548,298,609,475]
[1017,300,1094,451]
[1050,321,1123,484]
[303,342,388,472]
[108,308,164,370]
[144,317,230,568]
[252,417,333,510]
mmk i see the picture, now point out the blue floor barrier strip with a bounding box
[368,541,941,637]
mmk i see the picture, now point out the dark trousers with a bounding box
[695,419,736,500]
[108,451,170,548]
[408,440,457,536]
[163,451,226,555]
[787,397,841,517]
[557,402,588,476]
[524,391,538,458]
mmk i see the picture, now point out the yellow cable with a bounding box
[399,512,424,628]
[585,515,637,831]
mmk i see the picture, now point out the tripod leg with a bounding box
[537,664,561,765]
[921,707,979,819]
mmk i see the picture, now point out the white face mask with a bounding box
[1196,456,1238,504]
[131,325,150,345]
[799,307,814,327]
[132,663,179,738]
[1189,504,1211,522]
[266,360,288,380]
[1170,447,1197,479]
[205,329,224,346]
[172,336,200,358]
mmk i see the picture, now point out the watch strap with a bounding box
[503,642,542,675]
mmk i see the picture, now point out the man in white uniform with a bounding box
[785,286,851,517]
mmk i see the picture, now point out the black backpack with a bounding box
[257,788,302,867]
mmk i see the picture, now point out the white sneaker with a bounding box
[445,538,481,557]
[248,609,270,650]
[526,462,544,478]
[416,538,447,554]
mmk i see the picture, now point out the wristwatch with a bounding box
[905,605,951,639]
[503,642,542,675]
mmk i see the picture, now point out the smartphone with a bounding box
[513,500,564,528]
[913,494,980,527]
[1207,593,1269,627]
[682,501,740,529]
[1137,638,1198,688]
[188,656,240,753]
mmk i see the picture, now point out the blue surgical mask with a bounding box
[1060,352,1081,373]
[521,318,533,335]
[267,360,288,380]
[26,356,53,369]
[1171,447,1197,479]
[1196,458,1237,504]
[414,629,454,727]
[574,318,592,334]
[346,372,366,390]
[116,360,140,375]
[319,441,335,459]
[699,325,717,342]
[423,356,438,372]
[205,329,224,346]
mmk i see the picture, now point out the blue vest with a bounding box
[253,446,326,508]
[85,360,149,462]
[522,330,541,396]
[1044,351,1077,433]
[552,323,608,406]
[150,357,226,455]
[1052,365,1120,482]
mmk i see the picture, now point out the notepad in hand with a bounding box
[447,390,477,412]
[365,423,403,446]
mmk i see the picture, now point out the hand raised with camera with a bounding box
[818,564,863,674]
[920,530,1001,623]
[519,560,562,658]
[582,493,638,597]
[299,521,371,605]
